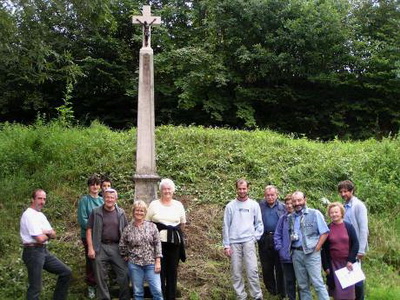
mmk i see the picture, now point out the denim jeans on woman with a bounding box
[128,262,163,300]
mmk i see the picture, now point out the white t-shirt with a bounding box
[20,207,52,244]
[146,199,186,242]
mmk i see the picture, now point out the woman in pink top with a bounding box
[322,202,359,300]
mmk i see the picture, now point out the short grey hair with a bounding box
[159,178,176,193]
[264,185,279,195]
[104,188,118,199]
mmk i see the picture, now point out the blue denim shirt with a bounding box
[288,207,329,254]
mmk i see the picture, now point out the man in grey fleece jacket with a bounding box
[338,180,369,300]
[222,179,264,300]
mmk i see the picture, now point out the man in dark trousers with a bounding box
[338,180,369,300]
[258,185,286,298]
[20,189,72,300]
[87,188,130,300]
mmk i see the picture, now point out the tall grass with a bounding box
[0,122,399,298]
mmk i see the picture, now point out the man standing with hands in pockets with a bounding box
[289,191,330,300]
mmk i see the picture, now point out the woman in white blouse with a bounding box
[146,178,186,300]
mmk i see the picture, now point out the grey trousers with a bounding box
[230,241,263,300]
[93,243,130,300]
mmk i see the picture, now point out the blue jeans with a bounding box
[128,262,163,300]
[292,249,329,300]
[22,247,72,300]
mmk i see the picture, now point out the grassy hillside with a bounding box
[0,122,399,299]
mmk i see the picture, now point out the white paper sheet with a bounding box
[334,261,366,289]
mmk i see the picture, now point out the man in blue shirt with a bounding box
[288,191,329,300]
[258,185,285,298]
[338,180,368,300]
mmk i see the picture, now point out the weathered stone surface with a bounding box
[132,6,161,204]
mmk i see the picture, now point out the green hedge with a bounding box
[0,122,399,299]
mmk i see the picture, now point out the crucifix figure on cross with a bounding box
[131,5,162,205]
[132,6,161,48]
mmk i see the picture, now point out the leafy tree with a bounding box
[0,0,137,127]
[0,0,80,122]
[0,0,399,139]
[346,0,400,138]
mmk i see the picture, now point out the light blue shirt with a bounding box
[292,211,303,248]
[344,196,369,254]
[290,207,329,253]
[344,201,353,219]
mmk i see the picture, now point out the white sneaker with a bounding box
[88,286,96,299]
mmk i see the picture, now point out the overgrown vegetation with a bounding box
[0,122,399,299]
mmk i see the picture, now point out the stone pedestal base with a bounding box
[134,174,160,205]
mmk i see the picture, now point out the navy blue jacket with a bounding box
[274,213,292,263]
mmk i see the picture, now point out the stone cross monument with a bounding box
[132,6,161,204]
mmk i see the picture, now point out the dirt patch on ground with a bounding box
[177,199,235,299]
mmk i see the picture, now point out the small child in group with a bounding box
[77,174,104,299]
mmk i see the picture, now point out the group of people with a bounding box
[20,176,186,300]
[222,179,368,300]
[19,175,368,300]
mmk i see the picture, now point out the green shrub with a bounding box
[0,122,399,298]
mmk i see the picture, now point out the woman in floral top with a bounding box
[119,200,163,300]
